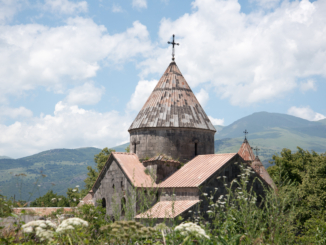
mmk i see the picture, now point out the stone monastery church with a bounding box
[80,39,275,221]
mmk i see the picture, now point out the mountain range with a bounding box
[0,112,325,200]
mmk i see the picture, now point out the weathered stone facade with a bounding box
[93,158,135,217]
[129,128,215,162]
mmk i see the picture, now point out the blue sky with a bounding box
[0,0,325,158]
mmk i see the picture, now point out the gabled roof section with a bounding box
[92,152,156,189]
[129,61,216,132]
[238,139,255,162]
[134,200,199,219]
[112,152,156,187]
[251,156,276,188]
[160,153,237,188]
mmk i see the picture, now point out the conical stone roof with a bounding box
[129,62,216,132]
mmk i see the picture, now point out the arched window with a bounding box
[121,197,126,216]
[102,198,106,208]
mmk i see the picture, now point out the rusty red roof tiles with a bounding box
[251,156,276,188]
[134,200,199,219]
[129,61,216,132]
[112,152,156,188]
[160,153,237,188]
[238,139,255,162]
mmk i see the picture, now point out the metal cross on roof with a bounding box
[168,34,179,61]
[243,129,248,140]
[253,146,260,156]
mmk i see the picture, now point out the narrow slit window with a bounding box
[134,144,137,154]
[195,143,198,156]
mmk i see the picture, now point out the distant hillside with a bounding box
[1,111,325,201]
[0,156,12,159]
[214,112,326,166]
[0,147,101,201]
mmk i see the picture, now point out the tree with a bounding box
[267,147,326,226]
[125,145,130,153]
[30,190,69,207]
[82,148,115,196]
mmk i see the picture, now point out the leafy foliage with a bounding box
[82,147,115,196]
[268,147,326,226]
[30,190,70,207]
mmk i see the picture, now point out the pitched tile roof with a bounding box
[134,200,199,219]
[238,139,255,162]
[251,156,276,188]
[160,153,237,188]
[111,152,156,188]
[129,61,216,132]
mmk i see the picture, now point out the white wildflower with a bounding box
[56,218,88,233]
[72,189,77,192]
[22,220,57,241]
[73,198,76,202]
[216,176,221,179]
[224,184,227,186]
[76,185,80,188]
[207,210,213,213]
[218,195,224,200]
[222,176,227,179]
[203,193,208,196]
[175,222,210,239]
[214,188,218,190]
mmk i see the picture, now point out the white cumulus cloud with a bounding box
[0,102,131,158]
[0,18,152,103]
[65,82,105,105]
[208,116,224,126]
[44,0,88,14]
[127,80,157,111]
[0,106,33,120]
[132,0,147,9]
[300,79,316,92]
[195,88,209,107]
[0,0,25,23]
[139,0,326,106]
[288,106,326,121]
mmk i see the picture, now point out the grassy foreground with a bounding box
[1,148,326,244]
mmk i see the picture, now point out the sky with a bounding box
[0,0,325,158]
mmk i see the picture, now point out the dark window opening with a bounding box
[195,143,198,156]
[102,198,106,208]
[121,181,123,187]
[134,144,137,154]
[121,197,126,216]
[112,184,115,189]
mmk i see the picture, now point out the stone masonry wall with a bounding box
[93,159,135,218]
[198,154,269,219]
[129,128,215,162]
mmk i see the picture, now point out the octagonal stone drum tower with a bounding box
[128,61,216,163]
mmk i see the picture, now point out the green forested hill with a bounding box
[214,112,326,165]
[0,112,325,201]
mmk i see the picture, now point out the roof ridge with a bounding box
[112,152,136,155]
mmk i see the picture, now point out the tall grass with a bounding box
[0,163,319,244]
